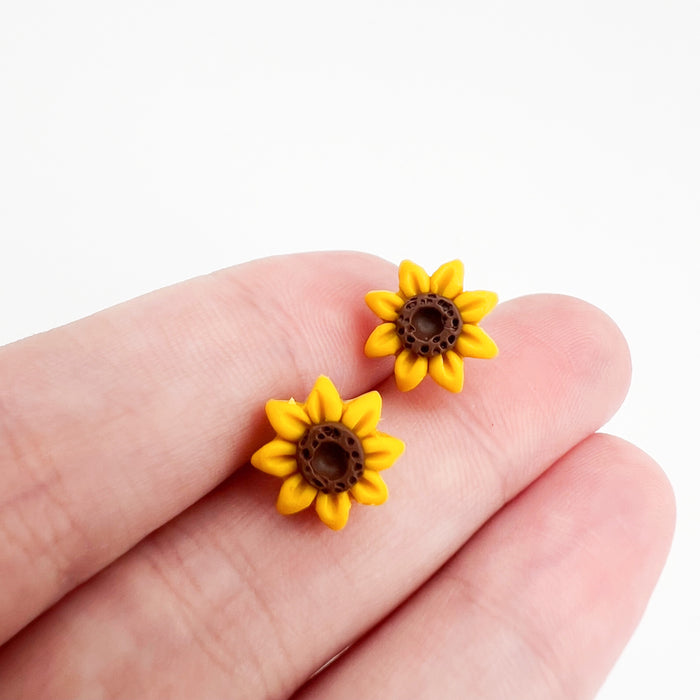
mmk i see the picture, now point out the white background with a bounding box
[1,2,697,697]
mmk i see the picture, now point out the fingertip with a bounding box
[579,432,676,562]
[490,294,633,423]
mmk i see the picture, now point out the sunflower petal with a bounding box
[429,260,464,299]
[351,470,389,505]
[364,323,402,358]
[362,432,405,471]
[455,325,499,359]
[428,350,464,393]
[251,438,298,477]
[365,290,405,322]
[305,375,343,424]
[394,349,428,392]
[276,473,317,515]
[265,399,311,441]
[453,290,498,324]
[342,391,382,438]
[398,260,430,298]
[315,491,351,530]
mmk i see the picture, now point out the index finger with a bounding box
[0,251,395,643]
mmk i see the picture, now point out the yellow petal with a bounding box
[276,473,317,515]
[250,438,298,477]
[429,260,464,299]
[350,470,389,505]
[342,391,382,438]
[305,375,343,424]
[453,290,498,324]
[362,432,405,471]
[394,349,428,392]
[364,323,402,358]
[428,350,464,393]
[315,491,351,530]
[455,325,499,359]
[365,290,405,322]
[398,260,430,298]
[265,399,311,441]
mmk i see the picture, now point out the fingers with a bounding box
[0,251,396,643]
[298,434,675,700]
[0,294,632,699]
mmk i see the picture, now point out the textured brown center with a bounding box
[297,422,364,493]
[396,293,463,357]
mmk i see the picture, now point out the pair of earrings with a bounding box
[250,260,498,530]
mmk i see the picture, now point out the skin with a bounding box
[0,252,674,699]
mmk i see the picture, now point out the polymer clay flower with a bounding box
[251,376,404,530]
[364,260,498,393]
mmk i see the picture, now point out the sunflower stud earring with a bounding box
[364,260,498,393]
[251,376,404,530]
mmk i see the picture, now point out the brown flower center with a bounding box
[396,293,463,357]
[297,422,364,494]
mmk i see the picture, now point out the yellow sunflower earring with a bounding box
[251,376,404,530]
[364,260,498,392]
[250,259,495,528]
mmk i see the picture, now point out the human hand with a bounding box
[0,252,674,699]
